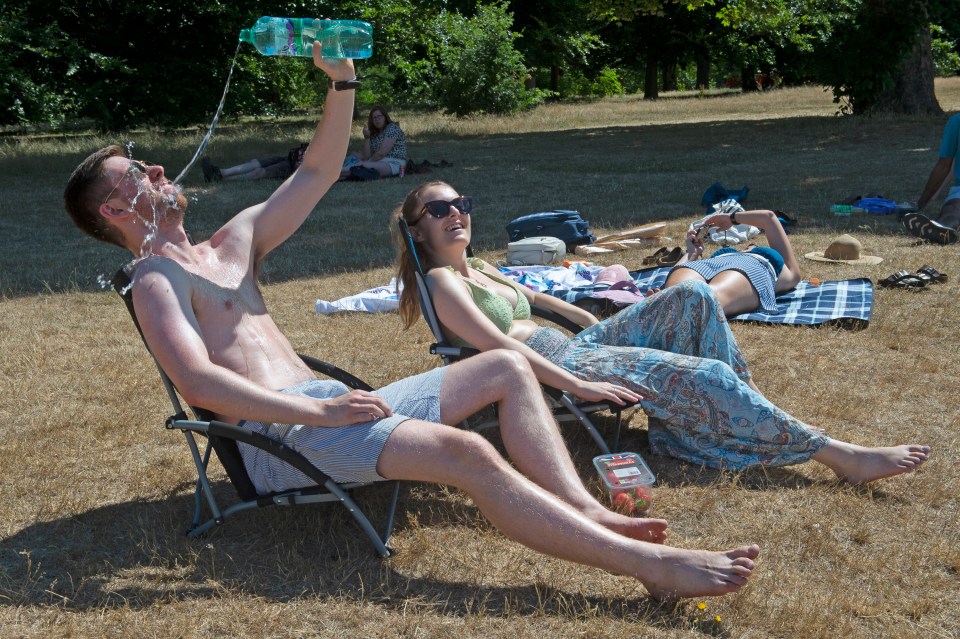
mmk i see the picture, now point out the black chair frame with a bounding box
[112,265,399,558]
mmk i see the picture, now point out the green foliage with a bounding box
[814,0,929,114]
[931,24,960,76]
[591,67,626,95]
[431,3,546,116]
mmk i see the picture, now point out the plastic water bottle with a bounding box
[831,204,867,216]
[831,204,853,216]
[239,17,373,59]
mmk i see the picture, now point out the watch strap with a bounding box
[329,78,361,91]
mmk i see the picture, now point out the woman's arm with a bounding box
[427,268,637,404]
[358,125,372,160]
[674,228,705,266]
[706,210,801,291]
[367,124,400,162]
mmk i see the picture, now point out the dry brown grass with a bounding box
[2,79,960,638]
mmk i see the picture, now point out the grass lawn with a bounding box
[1,79,958,638]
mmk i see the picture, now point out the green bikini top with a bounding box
[448,258,531,346]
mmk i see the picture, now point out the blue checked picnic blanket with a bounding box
[500,265,873,329]
[630,267,873,328]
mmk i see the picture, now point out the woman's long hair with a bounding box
[393,181,451,329]
[368,105,394,137]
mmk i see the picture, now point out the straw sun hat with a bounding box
[803,234,883,265]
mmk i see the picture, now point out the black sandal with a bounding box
[878,270,927,289]
[915,264,948,284]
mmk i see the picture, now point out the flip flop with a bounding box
[915,265,948,284]
[657,247,684,267]
[641,247,669,265]
[878,270,927,289]
[902,213,959,245]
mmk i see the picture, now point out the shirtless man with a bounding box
[63,52,759,600]
[902,113,960,245]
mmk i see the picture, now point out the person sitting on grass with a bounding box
[393,180,930,484]
[62,53,760,601]
[664,209,802,317]
[902,113,960,245]
[339,106,408,179]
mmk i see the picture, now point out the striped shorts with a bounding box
[238,367,446,493]
[672,253,779,312]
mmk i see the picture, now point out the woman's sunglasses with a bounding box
[102,160,152,204]
[410,196,473,225]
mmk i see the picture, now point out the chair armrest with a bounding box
[298,353,374,391]
[530,304,584,334]
[168,416,337,489]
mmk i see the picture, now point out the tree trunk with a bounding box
[696,50,710,90]
[644,54,659,100]
[870,22,942,115]
[740,66,758,92]
[550,63,560,94]
[662,58,677,92]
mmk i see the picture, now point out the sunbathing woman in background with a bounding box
[665,210,801,317]
[394,181,930,484]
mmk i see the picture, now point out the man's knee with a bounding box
[938,199,960,229]
[444,428,509,474]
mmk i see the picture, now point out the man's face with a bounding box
[101,155,188,227]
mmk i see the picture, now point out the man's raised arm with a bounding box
[225,53,359,260]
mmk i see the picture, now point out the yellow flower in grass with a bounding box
[715,615,722,623]
[697,602,707,611]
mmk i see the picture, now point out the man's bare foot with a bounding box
[813,441,931,484]
[639,544,760,600]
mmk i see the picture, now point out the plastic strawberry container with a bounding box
[593,452,656,516]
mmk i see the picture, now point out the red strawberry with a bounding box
[612,492,635,515]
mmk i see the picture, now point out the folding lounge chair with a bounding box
[398,219,635,454]
[112,265,399,558]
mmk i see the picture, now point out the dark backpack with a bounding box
[346,165,380,181]
[505,210,594,251]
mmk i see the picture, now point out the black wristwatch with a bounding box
[329,78,361,91]
[729,211,738,225]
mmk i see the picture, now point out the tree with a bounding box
[818,0,941,115]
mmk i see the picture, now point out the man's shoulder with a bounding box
[132,255,194,294]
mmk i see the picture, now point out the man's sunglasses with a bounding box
[102,159,152,205]
[410,196,473,225]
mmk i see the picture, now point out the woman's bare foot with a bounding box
[813,441,931,484]
[638,544,761,600]
[579,501,668,543]
[602,513,669,543]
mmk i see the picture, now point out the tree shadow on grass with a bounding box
[13,113,922,298]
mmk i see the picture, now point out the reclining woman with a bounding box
[394,181,930,484]
[664,210,801,317]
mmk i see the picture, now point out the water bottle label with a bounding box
[280,19,297,56]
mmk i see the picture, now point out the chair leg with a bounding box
[611,409,623,453]
[559,393,611,454]
[323,480,395,558]
[381,480,401,549]
[184,432,225,537]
